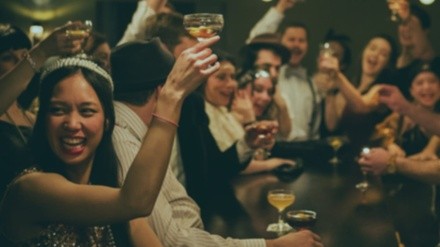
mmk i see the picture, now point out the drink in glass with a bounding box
[267,189,295,233]
[356,147,370,193]
[327,136,344,165]
[286,210,317,230]
[183,13,224,41]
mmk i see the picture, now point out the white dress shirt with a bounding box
[112,101,266,247]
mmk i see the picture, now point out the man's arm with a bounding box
[379,85,440,136]
[118,0,166,45]
[246,0,296,43]
[359,147,440,184]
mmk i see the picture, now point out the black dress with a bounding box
[178,93,249,217]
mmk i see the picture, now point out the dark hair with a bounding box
[144,12,194,53]
[197,50,237,96]
[0,23,31,54]
[352,33,398,87]
[409,60,440,85]
[323,29,352,72]
[280,21,309,40]
[114,89,156,106]
[410,4,431,30]
[85,31,109,55]
[29,66,130,245]
[237,68,276,119]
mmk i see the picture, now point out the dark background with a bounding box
[1,0,439,76]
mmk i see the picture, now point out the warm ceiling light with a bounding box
[262,0,272,2]
[419,0,435,5]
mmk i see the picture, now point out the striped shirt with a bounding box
[112,101,266,247]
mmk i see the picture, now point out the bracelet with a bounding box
[152,113,179,128]
[23,52,38,72]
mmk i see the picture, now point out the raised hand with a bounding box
[387,0,410,22]
[163,36,220,98]
[275,0,298,14]
[378,84,411,114]
[358,147,391,176]
[38,21,88,56]
[231,88,255,124]
[244,120,278,150]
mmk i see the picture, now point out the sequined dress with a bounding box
[1,168,117,247]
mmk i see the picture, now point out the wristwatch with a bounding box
[386,154,397,174]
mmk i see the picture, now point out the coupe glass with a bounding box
[267,189,295,233]
[183,13,224,41]
[286,210,317,231]
[65,20,93,52]
[319,42,334,58]
[253,122,273,160]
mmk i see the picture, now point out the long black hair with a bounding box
[29,65,130,246]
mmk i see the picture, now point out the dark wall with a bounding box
[1,0,439,76]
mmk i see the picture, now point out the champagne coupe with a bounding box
[319,42,334,58]
[65,20,93,53]
[286,210,317,231]
[355,147,370,193]
[253,122,272,160]
[327,136,344,165]
[183,13,224,41]
[267,189,295,233]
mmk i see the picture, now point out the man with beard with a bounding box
[247,0,322,141]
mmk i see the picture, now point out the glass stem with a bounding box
[278,211,283,231]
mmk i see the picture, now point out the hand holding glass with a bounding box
[253,122,273,160]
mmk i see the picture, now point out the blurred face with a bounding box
[410,71,440,108]
[0,48,26,76]
[47,72,105,168]
[254,49,282,79]
[92,43,111,71]
[173,36,197,58]
[204,61,237,107]
[398,17,429,59]
[251,75,274,117]
[281,27,308,67]
[362,37,392,77]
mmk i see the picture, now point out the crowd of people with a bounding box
[0,0,439,246]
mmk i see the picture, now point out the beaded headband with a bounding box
[40,55,114,91]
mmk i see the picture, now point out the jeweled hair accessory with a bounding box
[41,54,113,91]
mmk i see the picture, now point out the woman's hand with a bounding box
[231,88,255,124]
[244,120,278,150]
